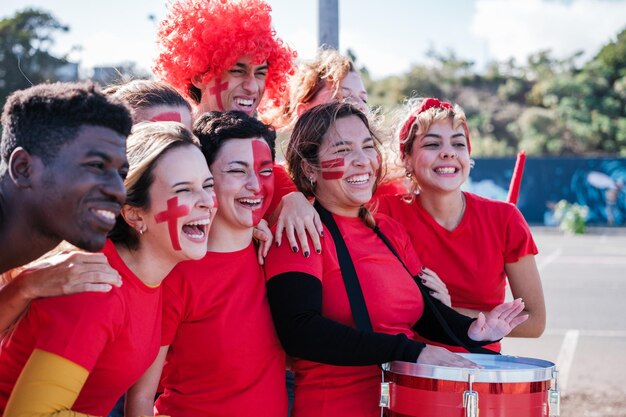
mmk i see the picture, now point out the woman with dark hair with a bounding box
[263,102,528,417]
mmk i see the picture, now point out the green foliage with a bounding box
[366,26,626,157]
[553,200,589,234]
[0,8,71,106]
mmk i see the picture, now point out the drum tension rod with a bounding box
[379,368,391,410]
[463,373,479,417]
[548,369,561,417]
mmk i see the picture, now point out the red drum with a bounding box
[380,354,560,417]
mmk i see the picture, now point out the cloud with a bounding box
[471,0,626,64]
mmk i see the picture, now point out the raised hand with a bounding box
[467,298,529,342]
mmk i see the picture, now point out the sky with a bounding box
[6,0,626,79]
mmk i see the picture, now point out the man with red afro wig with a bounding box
[154,0,296,118]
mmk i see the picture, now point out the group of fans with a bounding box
[0,1,545,416]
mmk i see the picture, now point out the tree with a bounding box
[0,8,72,106]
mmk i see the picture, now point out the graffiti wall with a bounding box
[467,157,626,226]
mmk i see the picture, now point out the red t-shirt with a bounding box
[156,244,287,417]
[0,240,162,415]
[264,213,424,417]
[376,192,538,352]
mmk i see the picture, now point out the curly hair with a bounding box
[193,111,276,166]
[262,48,356,130]
[1,82,132,165]
[154,0,296,111]
[105,79,191,124]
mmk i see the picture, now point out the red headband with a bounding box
[399,98,470,155]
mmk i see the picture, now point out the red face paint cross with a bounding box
[209,78,229,111]
[154,196,191,251]
[149,112,182,123]
[320,157,346,180]
[251,139,274,225]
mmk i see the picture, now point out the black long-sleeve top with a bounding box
[265,213,492,367]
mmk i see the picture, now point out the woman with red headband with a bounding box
[264,101,529,417]
[376,97,546,352]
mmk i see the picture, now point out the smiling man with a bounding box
[0,82,132,333]
[153,0,295,118]
[0,82,132,273]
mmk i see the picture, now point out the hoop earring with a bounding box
[405,170,413,179]
[309,176,316,187]
[138,226,146,236]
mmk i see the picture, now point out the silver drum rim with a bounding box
[382,354,556,383]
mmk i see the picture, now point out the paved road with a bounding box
[501,227,626,414]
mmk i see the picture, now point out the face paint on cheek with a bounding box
[154,196,191,251]
[149,112,182,123]
[251,140,274,225]
[320,158,346,180]
[208,78,229,111]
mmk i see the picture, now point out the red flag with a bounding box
[507,150,526,205]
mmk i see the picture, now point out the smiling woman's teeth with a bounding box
[238,198,262,207]
[345,174,370,184]
[182,219,211,239]
[435,167,456,174]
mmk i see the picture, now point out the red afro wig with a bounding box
[154,0,296,112]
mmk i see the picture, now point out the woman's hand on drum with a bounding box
[417,345,479,368]
[467,298,529,342]
[419,266,451,307]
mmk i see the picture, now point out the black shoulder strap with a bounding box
[372,225,497,355]
[314,201,373,332]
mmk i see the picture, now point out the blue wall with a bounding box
[467,157,626,226]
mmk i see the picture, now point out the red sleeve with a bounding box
[265,163,298,220]
[31,292,123,371]
[504,205,538,263]
[263,226,326,282]
[161,270,186,346]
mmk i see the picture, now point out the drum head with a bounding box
[382,354,555,383]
